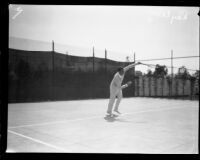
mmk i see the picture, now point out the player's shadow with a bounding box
[104,116,130,123]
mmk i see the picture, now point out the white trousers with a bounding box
[107,86,123,114]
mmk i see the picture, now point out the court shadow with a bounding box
[115,118,131,123]
[134,121,147,123]
[104,116,116,122]
[104,116,130,123]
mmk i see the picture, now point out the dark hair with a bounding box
[117,67,123,72]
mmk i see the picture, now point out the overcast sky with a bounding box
[9,5,199,74]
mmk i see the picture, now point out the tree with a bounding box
[192,70,199,80]
[175,66,191,95]
[191,70,199,96]
[153,65,168,97]
[153,64,168,78]
[146,69,153,77]
[175,66,191,79]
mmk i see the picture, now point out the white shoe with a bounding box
[114,110,121,114]
[106,112,112,116]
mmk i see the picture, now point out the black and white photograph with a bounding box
[7,5,199,153]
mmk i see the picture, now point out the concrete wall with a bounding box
[134,76,197,97]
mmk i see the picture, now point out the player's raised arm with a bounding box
[123,62,141,72]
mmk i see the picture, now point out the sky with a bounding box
[9,5,199,74]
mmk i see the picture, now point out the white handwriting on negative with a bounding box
[9,5,23,19]
[149,10,188,24]
[170,13,187,24]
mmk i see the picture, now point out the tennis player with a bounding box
[106,62,141,116]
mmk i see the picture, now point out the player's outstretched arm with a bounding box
[123,62,141,72]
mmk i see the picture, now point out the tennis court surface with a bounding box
[7,97,199,154]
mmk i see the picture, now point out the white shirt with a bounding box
[110,72,124,89]
[109,63,137,91]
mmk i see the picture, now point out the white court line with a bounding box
[8,115,103,129]
[8,105,190,129]
[8,130,70,152]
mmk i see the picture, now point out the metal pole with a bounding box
[105,49,107,74]
[171,50,173,78]
[171,50,173,96]
[92,47,95,98]
[52,40,55,52]
[93,47,95,73]
[133,52,135,97]
[105,49,108,97]
[52,40,54,101]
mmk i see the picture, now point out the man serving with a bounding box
[106,62,141,116]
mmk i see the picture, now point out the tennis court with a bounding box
[7,97,198,154]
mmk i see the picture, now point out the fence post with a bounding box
[154,77,157,97]
[175,78,178,97]
[105,49,107,74]
[137,77,139,96]
[167,77,171,97]
[162,77,164,97]
[190,78,195,99]
[133,53,135,97]
[143,76,145,96]
[52,40,55,101]
[105,49,107,97]
[171,50,173,97]
[149,76,151,97]
[92,47,95,98]
[183,79,185,96]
